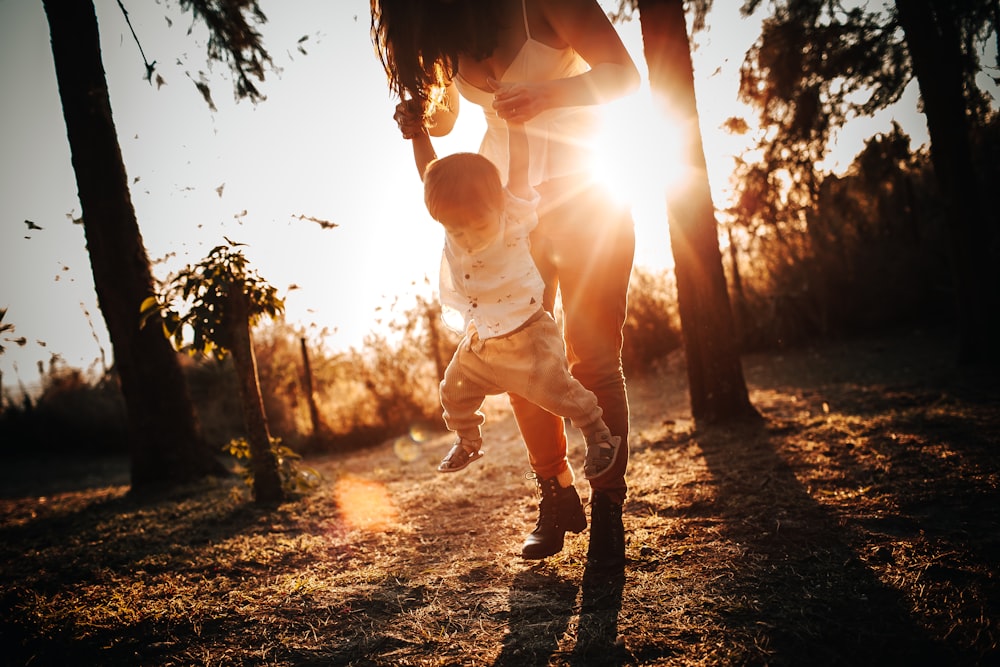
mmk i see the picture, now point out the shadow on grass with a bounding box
[691,420,958,666]
[571,568,628,666]
[0,453,130,499]
[0,480,313,665]
[493,567,578,666]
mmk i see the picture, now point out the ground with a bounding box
[0,327,997,666]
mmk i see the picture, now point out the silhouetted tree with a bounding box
[144,241,287,503]
[41,0,273,493]
[739,0,998,365]
[631,0,760,423]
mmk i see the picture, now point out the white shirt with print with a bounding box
[439,189,544,339]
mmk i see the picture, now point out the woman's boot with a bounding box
[586,491,625,573]
[521,475,588,559]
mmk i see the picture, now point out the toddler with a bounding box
[412,118,622,481]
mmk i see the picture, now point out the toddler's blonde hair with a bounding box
[424,152,503,223]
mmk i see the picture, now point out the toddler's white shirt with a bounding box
[439,189,544,339]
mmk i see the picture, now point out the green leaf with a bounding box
[138,295,162,329]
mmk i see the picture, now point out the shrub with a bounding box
[622,267,682,376]
[0,356,127,454]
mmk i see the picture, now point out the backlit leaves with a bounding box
[141,239,284,359]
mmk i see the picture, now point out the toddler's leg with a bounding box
[498,317,623,480]
[437,340,497,473]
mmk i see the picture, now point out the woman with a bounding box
[371,0,640,573]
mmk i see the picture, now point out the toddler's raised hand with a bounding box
[393,98,426,140]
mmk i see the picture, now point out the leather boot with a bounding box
[586,491,625,573]
[521,476,588,559]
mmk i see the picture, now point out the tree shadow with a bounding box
[0,453,131,499]
[691,420,960,665]
[0,480,317,664]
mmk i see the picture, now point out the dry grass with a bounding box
[1,327,997,666]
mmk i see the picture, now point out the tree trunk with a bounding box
[299,337,323,441]
[726,223,751,345]
[227,288,284,504]
[895,0,997,365]
[637,0,760,424]
[425,299,447,382]
[43,0,227,491]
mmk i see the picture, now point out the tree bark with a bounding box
[228,289,284,504]
[43,0,227,491]
[638,0,760,424]
[299,337,323,441]
[895,0,997,365]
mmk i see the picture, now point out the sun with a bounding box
[589,88,686,270]
[590,88,688,207]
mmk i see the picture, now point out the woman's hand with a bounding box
[489,77,551,123]
[393,98,426,140]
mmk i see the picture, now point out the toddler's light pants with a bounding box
[439,312,605,445]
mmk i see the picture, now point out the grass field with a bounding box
[1,328,997,665]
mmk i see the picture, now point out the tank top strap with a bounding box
[521,0,532,39]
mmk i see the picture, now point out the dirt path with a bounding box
[1,328,997,665]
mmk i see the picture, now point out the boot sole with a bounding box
[521,536,565,560]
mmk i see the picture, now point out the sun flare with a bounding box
[591,90,688,206]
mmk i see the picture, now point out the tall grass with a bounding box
[0,356,127,454]
[0,270,681,457]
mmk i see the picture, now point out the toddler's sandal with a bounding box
[584,432,622,480]
[437,440,484,473]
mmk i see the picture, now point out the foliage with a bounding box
[731,0,998,282]
[0,357,127,454]
[177,0,271,101]
[142,240,290,503]
[739,0,996,156]
[726,122,965,348]
[141,240,284,360]
[347,290,455,443]
[622,267,682,376]
[225,435,321,497]
[250,322,332,448]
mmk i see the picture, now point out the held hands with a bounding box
[489,77,548,124]
[393,98,426,140]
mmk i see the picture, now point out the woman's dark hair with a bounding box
[370,0,501,115]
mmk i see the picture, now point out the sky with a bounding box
[0,0,939,394]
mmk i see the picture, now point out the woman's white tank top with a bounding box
[453,0,598,186]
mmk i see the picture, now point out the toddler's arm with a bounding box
[506,122,531,200]
[395,98,437,180]
[410,129,437,182]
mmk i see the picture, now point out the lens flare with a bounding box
[333,475,398,531]
[393,434,423,462]
[408,424,432,443]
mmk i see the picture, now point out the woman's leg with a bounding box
[538,179,635,502]
[536,178,634,573]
